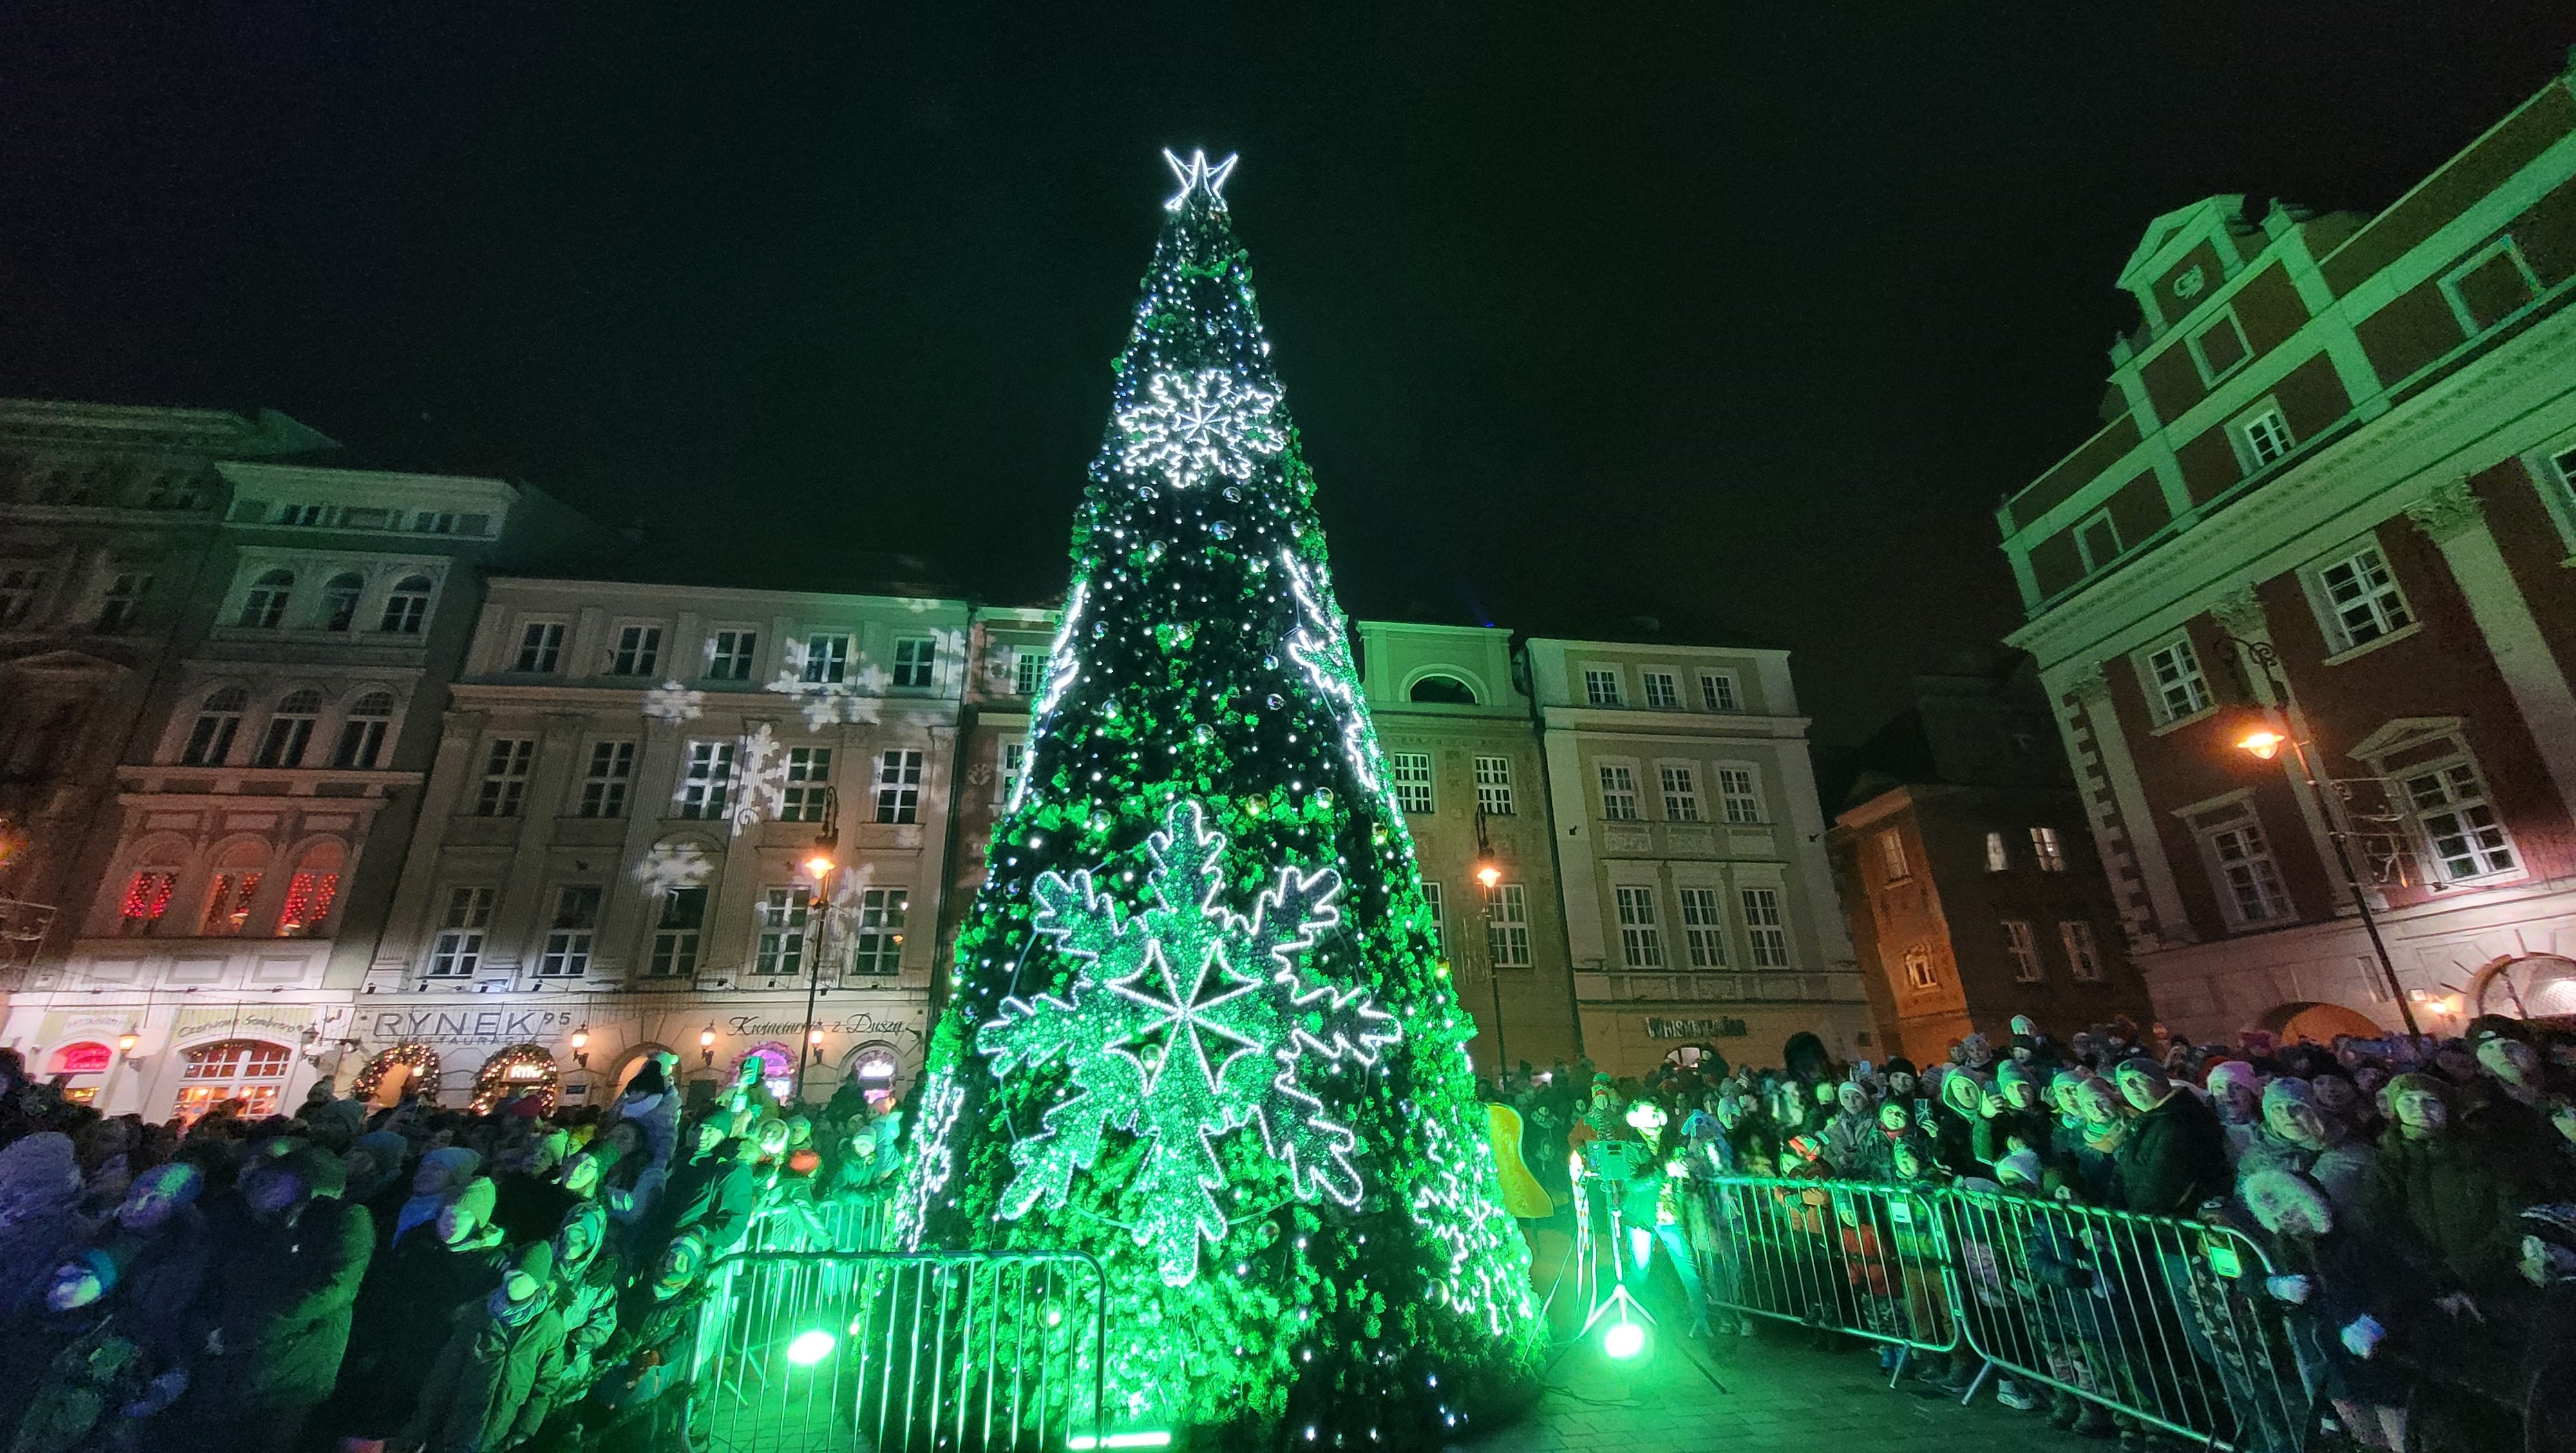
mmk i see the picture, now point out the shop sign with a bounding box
[36,1009,132,1045]
[1645,1016,1748,1040]
[723,1011,921,1041]
[359,1008,580,1047]
[172,1005,317,1044]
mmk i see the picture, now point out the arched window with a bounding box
[278,840,345,937]
[176,1038,294,1121]
[379,575,433,634]
[117,840,187,935]
[322,573,365,631]
[333,691,395,768]
[200,839,269,936]
[238,569,294,629]
[1409,674,1478,705]
[181,686,249,765]
[253,688,323,768]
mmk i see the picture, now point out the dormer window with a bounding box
[2189,311,2251,385]
[379,575,433,634]
[239,569,294,629]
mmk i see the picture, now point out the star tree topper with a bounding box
[980,799,1401,1286]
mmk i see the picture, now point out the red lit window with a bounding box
[278,872,339,936]
[120,871,176,929]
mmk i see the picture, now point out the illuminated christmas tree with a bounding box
[895,151,1544,1443]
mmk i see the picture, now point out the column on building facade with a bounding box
[2047,662,2190,945]
[2208,586,2357,907]
[2407,477,2576,825]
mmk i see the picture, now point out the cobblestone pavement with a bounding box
[1450,1328,2108,1453]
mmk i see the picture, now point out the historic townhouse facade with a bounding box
[1358,622,1576,1074]
[1522,634,1868,1073]
[1830,665,2157,1064]
[1,432,605,1114]
[2000,64,2576,1041]
[359,578,971,1109]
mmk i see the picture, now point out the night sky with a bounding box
[3,3,2569,739]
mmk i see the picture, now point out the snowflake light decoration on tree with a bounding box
[643,680,705,724]
[981,798,1399,1287]
[1115,367,1284,488]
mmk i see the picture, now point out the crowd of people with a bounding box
[1486,1011,2576,1452]
[0,1050,905,1453]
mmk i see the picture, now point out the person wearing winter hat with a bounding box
[404,1240,565,1453]
[393,1145,483,1245]
[2517,1202,2576,1453]
[2110,1056,2231,1215]
[1994,1148,2044,1192]
[2238,1078,2376,1213]
[1929,1067,1987,1179]
[0,1133,88,1322]
[1819,1079,1880,1177]
[2204,1059,2267,1159]
[2240,1167,2421,1453]
[545,1199,625,1415]
[334,1175,509,1440]
[2362,1072,2528,1302]
[1881,1057,1919,1102]
[185,1140,375,1452]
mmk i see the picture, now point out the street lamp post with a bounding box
[797,786,840,1106]
[2217,634,2423,1042]
[1473,806,1508,1076]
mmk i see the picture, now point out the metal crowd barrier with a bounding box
[1676,1175,1959,1356]
[738,1187,896,1257]
[1667,1175,2315,1452]
[692,1248,1108,1453]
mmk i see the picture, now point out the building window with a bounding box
[2061,921,2105,983]
[95,573,149,633]
[119,871,176,933]
[1473,755,1514,816]
[580,740,636,819]
[678,740,736,820]
[1660,765,1701,822]
[1903,945,1937,991]
[2003,919,2043,983]
[2239,407,2293,468]
[379,575,433,634]
[755,888,811,976]
[1485,882,1530,967]
[515,622,564,673]
[537,885,601,977]
[2195,803,2294,926]
[2030,826,2066,871]
[708,630,759,681]
[2400,757,2517,883]
[2443,238,2540,334]
[2076,511,2122,573]
[1678,886,1728,969]
[781,747,833,822]
[1741,886,1789,968]
[0,567,44,629]
[2145,636,2211,723]
[893,636,936,689]
[476,738,535,817]
[182,686,249,766]
[252,689,323,768]
[238,569,294,629]
[2190,310,2251,383]
[427,888,493,976]
[1389,752,1434,814]
[1877,829,1910,883]
[1699,671,1741,712]
[2550,444,2576,513]
[1597,764,1640,822]
[999,739,1028,806]
[1420,880,1444,956]
[1582,669,1621,707]
[1642,671,1680,709]
[802,633,851,684]
[1012,649,1044,696]
[1718,766,1763,824]
[649,887,705,977]
[2315,545,2413,651]
[276,861,341,937]
[1984,831,2009,872]
[175,1040,293,1121]
[321,573,363,632]
[875,748,923,823]
[851,888,909,974]
[1614,886,1663,969]
[608,624,663,677]
[332,692,395,769]
[200,870,261,936]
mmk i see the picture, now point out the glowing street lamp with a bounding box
[2234,726,2287,761]
[115,1030,138,1056]
[569,1024,591,1069]
[699,1024,718,1068]
[796,788,841,1103]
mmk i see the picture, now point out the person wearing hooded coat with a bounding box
[392,1146,482,1248]
[540,1201,623,1416]
[184,1142,375,1453]
[581,1230,711,1453]
[1927,1068,1986,1180]
[402,1241,565,1453]
[2363,1072,2528,1299]
[336,1176,509,1441]
[606,1061,679,1173]
[2110,1057,2233,1216]
[0,1134,88,1323]
[94,1163,214,1375]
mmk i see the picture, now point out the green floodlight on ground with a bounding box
[1602,1319,1647,1361]
[786,1329,837,1365]
[1066,1434,1175,1450]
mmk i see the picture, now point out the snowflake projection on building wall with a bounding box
[980,799,1400,1286]
[731,725,788,835]
[1115,367,1284,488]
[766,650,886,731]
[632,841,715,894]
[643,680,705,724]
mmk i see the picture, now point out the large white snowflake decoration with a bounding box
[730,725,787,835]
[632,841,715,893]
[1115,367,1283,488]
[981,799,1399,1286]
[766,651,886,730]
[643,680,705,724]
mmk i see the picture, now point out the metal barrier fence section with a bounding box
[1680,1175,1959,1354]
[1937,1188,2310,1452]
[694,1248,1108,1453]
